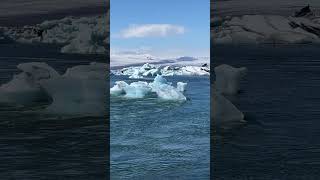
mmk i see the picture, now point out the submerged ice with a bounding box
[110,75,187,101]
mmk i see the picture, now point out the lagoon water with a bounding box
[0,43,108,179]
[212,45,320,179]
[110,75,210,179]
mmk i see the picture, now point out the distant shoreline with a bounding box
[0,5,107,27]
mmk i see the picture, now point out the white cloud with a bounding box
[117,24,185,38]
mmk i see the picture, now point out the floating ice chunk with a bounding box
[123,81,151,98]
[63,62,108,79]
[0,72,49,105]
[214,64,247,95]
[152,74,169,85]
[0,62,60,105]
[110,75,187,101]
[213,14,320,44]
[40,77,107,116]
[153,83,187,101]
[149,75,186,101]
[110,81,128,96]
[177,82,187,92]
[17,62,60,80]
[2,15,108,54]
[39,62,108,116]
[0,62,108,116]
[212,93,244,125]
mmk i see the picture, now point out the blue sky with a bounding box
[111,0,210,59]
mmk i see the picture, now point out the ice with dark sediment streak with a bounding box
[111,63,210,79]
[0,62,108,117]
[1,14,109,54]
[213,14,320,44]
[110,75,187,101]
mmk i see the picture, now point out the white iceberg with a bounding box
[110,75,187,101]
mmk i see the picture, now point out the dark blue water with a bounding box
[110,75,210,179]
[0,43,108,179]
[212,44,320,179]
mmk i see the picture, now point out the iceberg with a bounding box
[40,62,108,116]
[110,75,187,101]
[213,14,320,44]
[212,92,245,125]
[214,64,247,95]
[0,62,60,105]
[212,64,248,125]
[111,63,210,79]
[1,14,109,54]
[0,62,108,117]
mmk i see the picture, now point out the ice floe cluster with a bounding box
[213,64,247,126]
[1,14,109,54]
[213,13,320,44]
[0,62,108,116]
[111,63,210,79]
[110,75,187,101]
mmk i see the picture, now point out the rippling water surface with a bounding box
[110,75,210,179]
[212,45,320,179]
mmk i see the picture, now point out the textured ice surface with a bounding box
[40,62,108,116]
[110,75,187,101]
[213,14,320,44]
[0,62,107,116]
[1,14,108,54]
[111,63,210,79]
[0,62,60,104]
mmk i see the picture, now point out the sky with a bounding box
[111,0,210,65]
